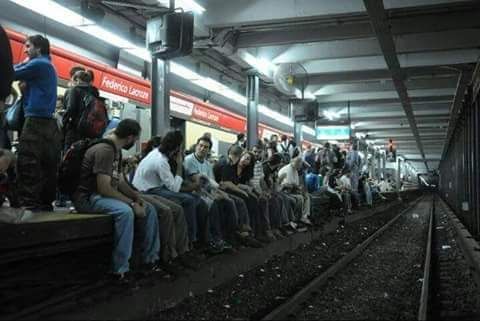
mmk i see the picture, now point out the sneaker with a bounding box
[239,235,264,248]
[108,272,133,286]
[272,229,285,239]
[300,217,313,226]
[207,241,224,255]
[266,230,277,241]
[137,261,171,278]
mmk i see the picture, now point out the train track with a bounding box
[262,196,433,320]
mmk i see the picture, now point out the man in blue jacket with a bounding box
[14,35,61,211]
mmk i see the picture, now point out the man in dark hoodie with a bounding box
[0,25,14,113]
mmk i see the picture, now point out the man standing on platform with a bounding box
[14,35,61,211]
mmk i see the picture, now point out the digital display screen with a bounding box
[316,126,351,140]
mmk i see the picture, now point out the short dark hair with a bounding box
[70,66,85,78]
[26,35,50,56]
[197,136,212,149]
[237,133,245,141]
[73,70,93,83]
[114,119,141,139]
[268,153,282,166]
[159,130,184,154]
[228,144,243,157]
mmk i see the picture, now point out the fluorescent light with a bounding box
[126,48,152,62]
[295,89,316,100]
[170,62,201,80]
[9,0,93,26]
[324,110,340,121]
[158,0,205,14]
[242,52,276,77]
[259,105,294,127]
[76,25,136,49]
[302,126,316,136]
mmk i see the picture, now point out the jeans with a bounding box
[147,187,198,243]
[87,194,160,273]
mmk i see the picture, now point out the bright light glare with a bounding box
[242,52,277,77]
[259,105,294,127]
[324,110,340,121]
[76,25,136,48]
[10,0,93,26]
[158,0,205,13]
[302,126,316,136]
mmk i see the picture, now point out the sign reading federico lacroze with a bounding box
[100,74,151,105]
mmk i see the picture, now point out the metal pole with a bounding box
[246,73,259,149]
[150,0,174,137]
[396,158,401,192]
[151,58,170,136]
[291,101,302,148]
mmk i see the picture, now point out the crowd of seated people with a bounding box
[0,29,399,285]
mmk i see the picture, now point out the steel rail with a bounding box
[418,197,434,320]
[262,195,427,320]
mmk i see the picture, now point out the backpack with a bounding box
[77,93,109,139]
[279,143,291,163]
[58,139,116,196]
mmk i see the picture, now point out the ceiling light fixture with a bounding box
[157,0,205,14]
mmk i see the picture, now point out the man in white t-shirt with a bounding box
[278,157,312,225]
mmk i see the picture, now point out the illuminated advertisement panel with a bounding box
[316,126,351,140]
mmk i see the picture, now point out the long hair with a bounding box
[238,151,255,182]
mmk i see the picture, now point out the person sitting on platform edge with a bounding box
[184,135,258,248]
[72,119,161,283]
[133,130,226,254]
[278,156,313,227]
[13,35,61,212]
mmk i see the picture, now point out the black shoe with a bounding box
[138,262,169,278]
[240,236,264,248]
[108,272,134,286]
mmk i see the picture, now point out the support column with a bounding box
[151,58,170,136]
[396,158,402,191]
[291,101,302,147]
[246,73,259,149]
[150,0,174,137]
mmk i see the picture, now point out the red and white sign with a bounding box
[99,75,150,105]
[192,103,246,133]
[171,96,194,117]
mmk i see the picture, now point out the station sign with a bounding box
[316,126,351,140]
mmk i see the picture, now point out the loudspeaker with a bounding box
[293,101,319,122]
[146,12,194,59]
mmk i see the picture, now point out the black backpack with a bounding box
[58,139,116,196]
[77,93,109,139]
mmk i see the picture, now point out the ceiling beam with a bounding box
[273,29,480,63]
[307,64,472,84]
[312,76,458,96]
[232,7,480,48]
[362,0,462,170]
